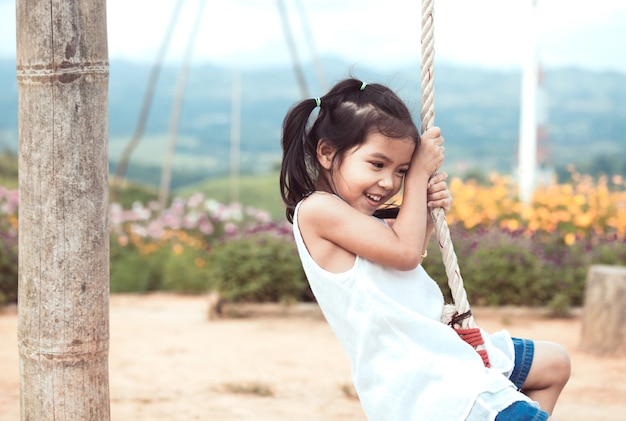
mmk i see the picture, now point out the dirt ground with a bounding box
[1,293,625,421]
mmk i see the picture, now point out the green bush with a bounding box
[422,226,626,314]
[0,185,18,305]
[0,151,19,189]
[205,233,310,304]
[539,236,590,309]
[161,243,211,293]
[110,237,166,293]
[0,231,18,305]
[424,228,547,306]
[591,238,626,266]
[464,230,548,306]
[3,188,626,314]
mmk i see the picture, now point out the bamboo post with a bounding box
[16,0,110,419]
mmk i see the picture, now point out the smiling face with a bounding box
[317,131,416,215]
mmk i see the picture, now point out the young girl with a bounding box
[279,78,570,421]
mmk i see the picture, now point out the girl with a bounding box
[279,78,570,421]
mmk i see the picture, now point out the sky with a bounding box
[1,0,626,73]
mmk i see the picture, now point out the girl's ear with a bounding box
[316,138,336,170]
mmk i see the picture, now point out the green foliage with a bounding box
[422,226,626,315]
[110,179,159,210]
[0,184,18,305]
[538,235,589,310]
[0,231,18,305]
[591,238,626,265]
[161,244,210,294]
[0,150,18,189]
[3,182,626,314]
[107,195,304,299]
[461,231,548,306]
[556,151,626,183]
[205,233,309,304]
[110,237,165,293]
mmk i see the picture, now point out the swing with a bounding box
[420,0,491,368]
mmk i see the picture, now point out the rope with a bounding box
[420,0,472,328]
[420,0,489,366]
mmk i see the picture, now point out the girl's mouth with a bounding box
[365,193,383,204]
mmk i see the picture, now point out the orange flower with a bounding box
[564,233,576,246]
[173,243,184,255]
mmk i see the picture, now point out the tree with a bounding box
[16,0,110,419]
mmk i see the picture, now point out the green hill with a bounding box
[2,57,625,192]
[177,172,286,220]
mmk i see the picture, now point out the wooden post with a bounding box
[16,0,110,419]
[580,264,626,355]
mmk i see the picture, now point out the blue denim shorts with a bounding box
[494,337,550,421]
[468,337,551,421]
[509,337,535,390]
[495,400,550,421]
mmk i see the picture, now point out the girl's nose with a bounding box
[378,172,394,189]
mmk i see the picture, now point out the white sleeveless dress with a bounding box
[292,200,534,420]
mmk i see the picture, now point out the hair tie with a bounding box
[360,82,367,91]
[314,97,321,108]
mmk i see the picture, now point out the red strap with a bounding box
[454,327,491,368]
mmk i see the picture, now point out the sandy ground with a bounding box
[1,293,625,421]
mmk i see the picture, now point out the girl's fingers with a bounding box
[428,171,447,186]
[428,197,452,212]
[432,170,448,182]
[427,181,448,194]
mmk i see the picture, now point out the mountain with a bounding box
[1,58,625,189]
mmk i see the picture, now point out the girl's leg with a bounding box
[521,340,571,413]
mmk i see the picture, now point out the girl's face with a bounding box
[325,131,416,215]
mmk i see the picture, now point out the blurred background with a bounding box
[1,0,625,212]
[1,0,625,310]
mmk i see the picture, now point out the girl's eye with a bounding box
[397,168,408,176]
[370,162,384,169]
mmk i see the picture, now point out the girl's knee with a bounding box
[521,341,570,414]
[530,341,571,388]
[546,341,571,384]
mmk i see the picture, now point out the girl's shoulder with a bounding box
[298,191,342,216]
[297,191,349,234]
[297,192,360,273]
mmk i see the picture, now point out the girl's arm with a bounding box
[299,127,445,271]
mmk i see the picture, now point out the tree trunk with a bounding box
[16,1,110,419]
[580,264,626,356]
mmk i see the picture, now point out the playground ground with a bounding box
[1,293,624,421]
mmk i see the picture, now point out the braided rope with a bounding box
[420,0,475,331]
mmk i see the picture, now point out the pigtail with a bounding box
[280,98,319,222]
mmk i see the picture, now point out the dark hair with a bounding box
[279,78,421,222]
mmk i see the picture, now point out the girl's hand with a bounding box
[427,171,452,214]
[410,126,445,178]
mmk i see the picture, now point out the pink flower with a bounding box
[224,222,238,236]
[199,219,214,235]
